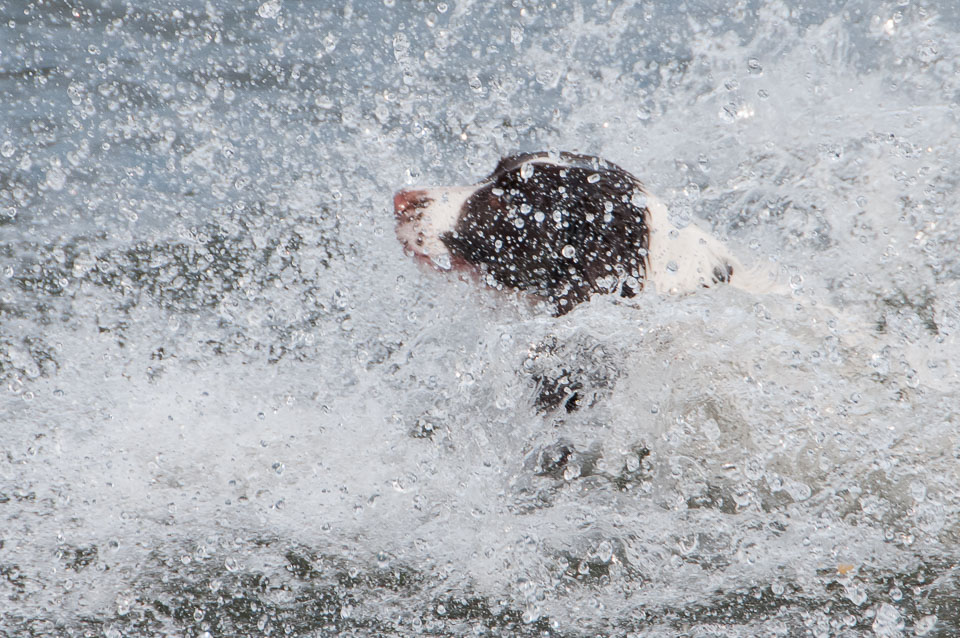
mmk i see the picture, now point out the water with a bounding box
[3,0,960,635]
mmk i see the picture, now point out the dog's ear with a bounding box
[489,152,550,179]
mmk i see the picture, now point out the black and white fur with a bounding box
[394,152,776,314]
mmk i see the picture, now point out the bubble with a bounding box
[533,211,545,223]
[587,173,600,183]
[561,245,575,258]
[747,57,763,74]
[0,141,14,158]
[520,163,534,179]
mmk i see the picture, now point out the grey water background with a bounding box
[4,0,960,636]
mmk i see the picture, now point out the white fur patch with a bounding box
[644,193,740,294]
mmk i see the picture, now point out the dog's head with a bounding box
[394,152,651,314]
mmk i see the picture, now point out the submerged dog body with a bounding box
[394,152,766,314]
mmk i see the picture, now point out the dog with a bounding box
[394,151,776,314]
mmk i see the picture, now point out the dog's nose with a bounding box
[393,189,428,218]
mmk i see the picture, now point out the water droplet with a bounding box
[533,211,545,223]
[666,261,678,273]
[0,141,14,158]
[431,253,452,270]
[561,245,576,258]
[587,173,600,183]
[520,163,534,179]
[910,480,926,501]
[915,615,937,636]
[44,167,66,191]
[917,39,939,63]
[872,603,903,635]
[256,0,281,19]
